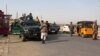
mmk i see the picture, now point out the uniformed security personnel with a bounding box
[69,22,74,37]
[40,20,48,44]
[92,20,98,40]
[46,21,50,32]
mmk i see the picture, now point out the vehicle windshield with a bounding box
[77,21,93,28]
[50,23,58,27]
[21,21,39,27]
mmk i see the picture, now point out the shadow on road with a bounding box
[47,34,60,41]
[47,39,69,43]
[46,34,69,43]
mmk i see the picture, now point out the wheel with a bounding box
[3,34,8,37]
[37,34,41,41]
[78,34,80,36]
[22,34,28,42]
[19,34,22,38]
[22,37,27,42]
[81,34,85,38]
[55,32,58,34]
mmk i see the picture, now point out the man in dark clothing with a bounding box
[45,21,50,39]
[92,20,98,40]
[69,22,74,37]
[11,23,14,33]
[27,13,34,20]
[20,13,27,21]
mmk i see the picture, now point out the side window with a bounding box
[4,16,8,24]
[0,16,3,27]
[0,16,2,19]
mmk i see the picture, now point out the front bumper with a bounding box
[23,32,40,38]
[49,29,58,33]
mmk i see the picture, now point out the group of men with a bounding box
[12,13,49,44]
[69,20,98,40]
[20,13,34,22]
[17,13,98,44]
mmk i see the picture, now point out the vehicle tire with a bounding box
[63,31,65,33]
[3,34,8,37]
[78,34,80,36]
[22,34,28,42]
[55,32,58,34]
[81,34,85,38]
[19,34,22,38]
[23,37,27,42]
[37,34,41,41]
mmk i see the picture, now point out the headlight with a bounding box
[49,29,51,31]
[24,29,28,33]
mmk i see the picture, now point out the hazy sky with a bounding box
[0,0,100,24]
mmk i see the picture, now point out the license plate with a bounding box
[33,34,37,35]
[51,31,55,32]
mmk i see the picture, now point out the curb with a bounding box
[0,37,9,56]
[0,48,3,56]
[2,44,9,56]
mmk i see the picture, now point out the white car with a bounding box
[62,25,70,33]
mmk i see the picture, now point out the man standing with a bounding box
[27,13,34,20]
[40,20,48,44]
[20,13,27,21]
[69,22,74,37]
[46,21,50,39]
[46,21,50,32]
[92,20,98,40]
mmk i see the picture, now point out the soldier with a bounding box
[20,13,27,21]
[11,22,14,33]
[27,13,33,20]
[40,20,48,44]
[92,20,98,40]
[35,16,40,25]
[46,21,50,39]
[69,22,74,37]
[46,21,50,32]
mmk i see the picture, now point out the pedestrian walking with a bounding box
[92,20,98,40]
[40,20,48,44]
[69,22,74,37]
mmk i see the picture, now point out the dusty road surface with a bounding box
[3,34,100,56]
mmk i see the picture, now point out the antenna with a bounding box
[6,4,7,15]
[16,11,18,19]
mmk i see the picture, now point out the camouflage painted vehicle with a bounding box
[20,19,41,41]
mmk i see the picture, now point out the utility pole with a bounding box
[4,0,8,15]
[6,4,7,15]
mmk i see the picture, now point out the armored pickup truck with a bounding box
[20,19,41,41]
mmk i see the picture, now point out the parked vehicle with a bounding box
[62,25,70,33]
[76,21,93,38]
[11,19,22,35]
[0,10,11,36]
[48,23,60,34]
[20,20,41,41]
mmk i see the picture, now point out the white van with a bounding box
[62,25,70,33]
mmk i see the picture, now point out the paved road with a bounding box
[4,34,100,56]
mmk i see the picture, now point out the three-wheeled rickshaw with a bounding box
[76,21,93,38]
[0,10,11,36]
